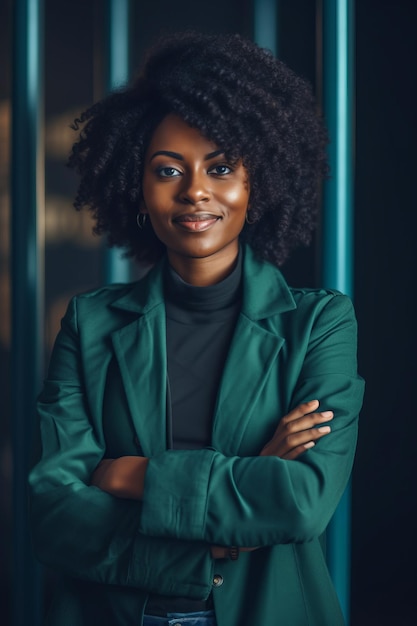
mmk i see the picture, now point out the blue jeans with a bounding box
[143,610,217,626]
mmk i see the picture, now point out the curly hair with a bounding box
[67,31,328,267]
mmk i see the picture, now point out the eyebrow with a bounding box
[149,149,225,162]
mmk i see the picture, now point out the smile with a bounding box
[173,213,221,232]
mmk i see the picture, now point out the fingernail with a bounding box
[304,441,315,449]
[318,426,331,433]
[321,411,333,419]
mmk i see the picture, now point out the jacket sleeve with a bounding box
[138,293,365,547]
[28,298,214,599]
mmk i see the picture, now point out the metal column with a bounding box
[253,0,279,56]
[104,0,131,284]
[321,1,355,623]
[11,0,44,624]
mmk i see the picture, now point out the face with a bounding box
[141,114,250,270]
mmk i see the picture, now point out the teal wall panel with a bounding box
[11,0,44,624]
[104,0,132,284]
[321,1,355,623]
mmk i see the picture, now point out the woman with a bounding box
[28,32,365,626]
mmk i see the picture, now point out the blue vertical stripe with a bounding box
[322,0,354,297]
[321,1,355,623]
[108,0,130,87]
[104,0,131,283]
[253,0,278,56]
[11,0,44,624]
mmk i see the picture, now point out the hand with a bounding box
[210,545,228,559]
[90,456,149,500]
[210,545,259,559]
[90,458,114,487]
[260,400,333,460]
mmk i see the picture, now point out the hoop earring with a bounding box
[245,210,256,225]
[136,213,147,229]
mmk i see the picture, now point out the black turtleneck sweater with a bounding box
[164,255,242,450]
[146,253,242,616]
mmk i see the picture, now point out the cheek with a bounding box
[222,183,250,209]
[142,181,169,215]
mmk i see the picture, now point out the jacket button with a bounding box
[212,574,224,587]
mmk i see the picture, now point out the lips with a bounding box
[173,213,221,232]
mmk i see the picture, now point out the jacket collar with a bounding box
[110,244,296,320]
[240,245,296,319]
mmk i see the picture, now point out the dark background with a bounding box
[0,0,416,624]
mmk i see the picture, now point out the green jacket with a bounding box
[28,245,365,625]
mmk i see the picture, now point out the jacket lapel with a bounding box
[211,315,285,454]
[110,261,168,457]
[212,246,296,454]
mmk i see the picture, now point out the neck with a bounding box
[167,246,239,286]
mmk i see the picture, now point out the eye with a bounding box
[156,166,182,178]
[209,164,233,176]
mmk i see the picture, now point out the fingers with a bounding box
[279,424,332,460]
[282,410,334,437]
[275,400,332,435]
[260,400,334,459]
[239,546,259,552]
[210,545,260,559]
[278,399,320,426]
[261,422,332,458]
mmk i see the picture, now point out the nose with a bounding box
[179,171,210,204]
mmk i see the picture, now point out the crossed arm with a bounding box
[91,399,333,557]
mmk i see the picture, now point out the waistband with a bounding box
[143,609,216,626]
